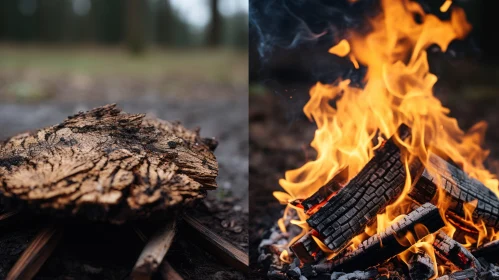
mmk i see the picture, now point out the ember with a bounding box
[259,0,499,279]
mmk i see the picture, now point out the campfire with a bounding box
[258,0,499,279]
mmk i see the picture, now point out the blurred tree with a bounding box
[126,0,146,54]
[207,0,221,46]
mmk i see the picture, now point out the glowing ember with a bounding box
[273,0,499,276]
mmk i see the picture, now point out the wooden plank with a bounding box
[132,218,176,280]
[182,213,249,272]
[6,225,63,280]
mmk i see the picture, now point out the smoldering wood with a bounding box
[0,104,218,224]
[408,252,435,280]
[300,168,347,213]
[472,240,499,263]
[6,225,63,280]
[320,203,445,273]
[132,218,176,280]
[433,231,482,272]
[409,153,499,229]
[182,213,249,272]
[435,268,478,280]
[289,232,323,264]
[307,124,424,252]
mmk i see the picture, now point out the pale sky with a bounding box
[170,0,248,29]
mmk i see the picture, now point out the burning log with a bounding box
[408,252,435,280]
[0,104,218,224]
[433,231,482,272]
[435,268,478,280]
[300,169,347,213]
[409,153,499,229]
[132,218,176,280]
[307,124,424,252]
[289,232,323,264]
[182,213,249,272]
[323,203,444,272]
[6,225,63,280]
[472,240,499,263]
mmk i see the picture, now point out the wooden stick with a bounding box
[132,218,176,280]
[433,231,482,272]
[6,224,63,280]
[182,213,249,272]
[159,261,184,280]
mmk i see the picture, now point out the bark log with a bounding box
[409,153,499,229]
[433,231,482,272]
[0,104,218,223]
[321,203,444,273]
[307,124,424,252]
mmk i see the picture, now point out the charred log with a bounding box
[435,268,478,280]
[307,124,424,252]
[331,269,378,280]
[433,231,482,272]
[289,232,323,264]
[408,252,435,280]
[472,240,499,263]
[314,203,444,273]
[409,153,499,229]
[0,104,218,223]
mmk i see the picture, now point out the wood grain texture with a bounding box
[0,104,218,223]
[132,218,176,280]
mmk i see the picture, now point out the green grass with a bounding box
[0,45,248,86]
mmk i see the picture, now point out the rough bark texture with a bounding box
[433,231,482,272]
[0,104,218,223]
[409,153,499,229]
[324,203,444,273]
[307,124,424,252]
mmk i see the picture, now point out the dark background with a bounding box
[249,0,499,278]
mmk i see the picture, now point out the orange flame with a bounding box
[274,0,499,275]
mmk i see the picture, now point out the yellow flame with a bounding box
[440,0,452,13]
[275,0,499,273]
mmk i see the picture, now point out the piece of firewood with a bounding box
[312,203,444,273]
[300,168,348,213]
[159,261,183,280]
[435,268,478,280]
[132,218,176,280]
[6,225,63,280]
[433,231,482,272]
[182,213,249,272]
[472,240,499,263]
[0,104,218,223]
[408,252,435,280]
[307,124,424,252]
[289,232,323,264]
[409,153,499,229]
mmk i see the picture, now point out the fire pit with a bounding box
[251,0,499,279]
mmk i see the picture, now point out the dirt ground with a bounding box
[0,46,248,279]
